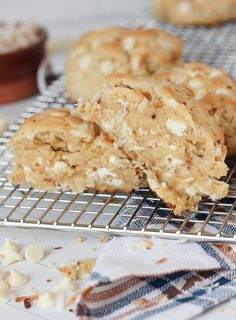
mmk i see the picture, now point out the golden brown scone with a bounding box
[151,0,236,25]
[154,62,236,156]
[65,27,182,100]
[9,109,143,193]
[77,74,229,215]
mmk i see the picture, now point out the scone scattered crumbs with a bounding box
[99,234,109,243]
[58,262,80,280]
[0,237,93,313]
[155,258,168,265]
[77,236,87,243]
[143,239,154,250]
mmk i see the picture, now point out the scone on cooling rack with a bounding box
[9,109,143,193]
[150,0,236,25]
[65,27,182,100]
[77,74,229,215]
[154,62,236,156]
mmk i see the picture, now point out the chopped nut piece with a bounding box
[15,294,38,303]
[155,258,167,265]
[77,236,87,243]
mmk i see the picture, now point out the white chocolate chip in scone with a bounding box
[166,119,187,136]
[100,60,114,75]
[122,36,136,51]
[2,238,21,253]
[55,276,77,291]
[188,79,202,89]
[164,97,178,109]
[52,161,68,175]
[215,88,230,96]
[8,269,29,287]
[177,1,192,14]
[38,291,57,310]
[194,88,206,100]
[209,69,223,78]
[78,56,91,70]
[0,280,9,303]
[25,244,44,263]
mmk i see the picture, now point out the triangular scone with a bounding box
[77,74,229,215]
[9,109,142,192]
[154,62,236,156]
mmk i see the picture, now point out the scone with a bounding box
[154,62,236,155]
[151,0,236,25]
[9,109,142,193]
[65,27,182,100]
[77,74,229,215]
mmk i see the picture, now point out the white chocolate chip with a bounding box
[55,276,77,291]
[188,79,202,89]
[111,179,124,187]
[215,88,229,96]
[194,88,206,100]
[166,119,187,136]
[122,36,135,51]
[109,155,118,165]
[0,280,9,303]
[131,55,141,71]
[165,98,178,109]
[177,1,192,13]
[0,248,23,265]
[8,269,29,287]
[2,238,20,252]
[38,291,57,309]
[52,161,68,175]
[25,244,44,263]
[79,56,91,70]
[100,60,114,75]
[209,69,223,78]
[137,98,149,113]
[170,74,188,85]
[96,168,116,178]
[169,158,185,166]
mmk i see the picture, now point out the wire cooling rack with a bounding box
[1,18,236,242]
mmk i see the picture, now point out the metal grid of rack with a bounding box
[0,18,236,241]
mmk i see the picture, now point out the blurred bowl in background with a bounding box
[0,26,47,104]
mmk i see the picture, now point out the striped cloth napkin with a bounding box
[76,235,236,320]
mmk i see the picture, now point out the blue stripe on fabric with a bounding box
[131,277,236,320]
[88,275,181,318]
[198,242,231,269]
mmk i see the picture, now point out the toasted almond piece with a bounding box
[15,294,38,303]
